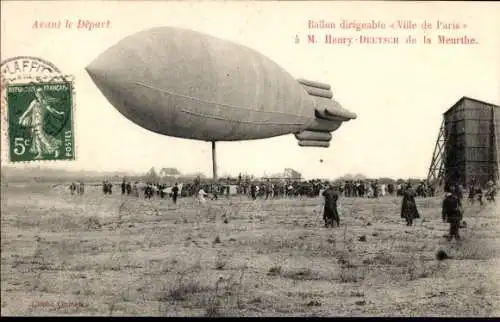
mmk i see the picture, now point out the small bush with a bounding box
[267,266,282,276]
[159,280,208,302]
[215,260,226,270]
[282,268,321,281]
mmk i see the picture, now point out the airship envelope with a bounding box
[85,27,357,146]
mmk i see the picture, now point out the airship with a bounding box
[85,27,357,149]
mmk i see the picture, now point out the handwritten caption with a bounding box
[297,19,478,46]
[32,19,111,31]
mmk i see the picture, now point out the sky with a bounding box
[1,1,499,180]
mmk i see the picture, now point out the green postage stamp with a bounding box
[7,83,74,161]
[1,56,75,162]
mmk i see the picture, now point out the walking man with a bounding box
[121,179,126,195]
[400,182,420,226]
[250,183,257,201]
[442,184,462,241]
[172,183,179,204]
[322,184,340,227]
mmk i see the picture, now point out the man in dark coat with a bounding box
[374,180,380,198]
[265,179,272,200]
[145,184,153,199]
[160,184,166,199]
[358,181,365,198]
[400,183,420,226]
[172,183,179,204]
[322,184,340,227]
[69,182,76,195]
[388,183,395,196]
[211,183,219,200]
[442,185,462,241]
[121,180,126,195]
[250,184,257,200]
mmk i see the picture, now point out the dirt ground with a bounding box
[1,182,499,316]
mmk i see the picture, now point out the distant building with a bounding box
[443,97,499,188]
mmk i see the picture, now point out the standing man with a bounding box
[145,183,152,199]
[322,183,340,228]
[400,182,420,226]
[442,184,462,241]
[486,179,496,202]
[121,179,126,195]
[198,186,208,204]
[358,181,365,198]
[250,183,257,201]
[468,179,478,205]
[132,182,139,197]
[373,180,379,198]
[69,182,76,195]
[265,179,272,200]
[172,183,179,204]
[211,183,219,200]
[475,183,484,206]
[388,183,394,196]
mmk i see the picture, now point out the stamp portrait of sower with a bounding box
[18,87,65,159]
[6,81,74,162]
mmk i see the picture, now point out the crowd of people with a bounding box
[177,178,437,201]
[69,181,85,195]
[69,174,496,241]
[321,178,496,241]
[71,176,496,204]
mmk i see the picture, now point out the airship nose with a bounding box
[85,55,123,102]
[84,65,93,77]
[84,65,96,83]
[85,60,105,87]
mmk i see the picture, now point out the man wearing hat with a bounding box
[400,181,420,226]
[322,182,340,227]
[442,184,462,241]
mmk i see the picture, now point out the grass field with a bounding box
[1,182,499,316]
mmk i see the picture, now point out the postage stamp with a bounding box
[1,56,76,162]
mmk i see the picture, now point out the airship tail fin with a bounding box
[297,78,331,90]
[313,97,358,121]
[298,140,330,148]
[295,79,357,147]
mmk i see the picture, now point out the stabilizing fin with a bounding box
[294,78,357,148]
[314,96,357,121]
[301,85,333,99]
[298,140,330,148]
[297,78,331,90]
[304,118,342,132]
[294,130,332,141]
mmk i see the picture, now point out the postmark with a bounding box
[1,56,76,162]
